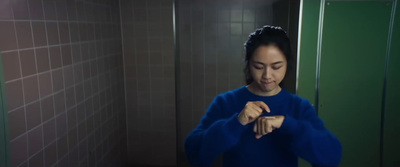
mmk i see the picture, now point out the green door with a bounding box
[0,51,10,167]
[319,1,392,166]
[383,1,400,166]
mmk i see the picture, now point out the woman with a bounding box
[184,25,342,167]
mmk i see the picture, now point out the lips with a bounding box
[261,81,274,85]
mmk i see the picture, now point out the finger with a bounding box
[264,116,276,120]
[248,103,263,114]
[268,125,273,133]
[253,122,257,133]
[267,121,273,133]
[258,118,263,135]
[256,134,263,139]
[256,101,271,113]
[262,118,268,135]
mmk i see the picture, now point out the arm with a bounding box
[184,96,247,167]
[277,100,342,167]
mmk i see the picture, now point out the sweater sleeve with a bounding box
[277,100,342,167]
[184,95,247,167]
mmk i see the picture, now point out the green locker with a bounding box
[383,1,400,166]
[0,51,10,167]
[298,0,399,166]
[320,1,391,166]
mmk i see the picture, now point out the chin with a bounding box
[258,84,275,92]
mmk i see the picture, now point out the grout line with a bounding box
[190,0,194,131]
[0,38,122,54]
[40,0,50,166]
[62,0,74,165]
[0,19,118,24]
[66,2,81,164]
[10,2,30,167]
[118,0,131,158]
[27,0,43,166]
[228,2,231,91]
[49,1,61,166]
[2,19,250,24]
[202,1,206,121]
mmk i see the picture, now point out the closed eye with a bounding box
[254,65,264,69]
[272,66,282,70]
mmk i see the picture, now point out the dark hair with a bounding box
[243,25,292,85]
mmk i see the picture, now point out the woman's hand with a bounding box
[253,116,285,139]
[238,101,270,126]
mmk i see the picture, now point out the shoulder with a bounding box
[283,90,313,109]
[215,86,247,102]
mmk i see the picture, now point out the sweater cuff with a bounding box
[223,113,247,138]
[278,115,300,136]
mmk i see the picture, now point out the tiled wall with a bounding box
[0,0,127,166]
[120,0,176,166]
[176,0,299,166]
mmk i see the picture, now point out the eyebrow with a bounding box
[253,61,284,66]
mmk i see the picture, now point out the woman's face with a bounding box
[249,45,287,95]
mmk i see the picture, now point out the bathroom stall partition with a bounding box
[298,0,400,166]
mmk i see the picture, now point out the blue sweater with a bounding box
[184,86,342,167]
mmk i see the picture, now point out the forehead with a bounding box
[251,45,286,63]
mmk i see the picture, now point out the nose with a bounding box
[262,67,272,79]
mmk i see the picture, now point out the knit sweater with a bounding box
[184,86,342,167]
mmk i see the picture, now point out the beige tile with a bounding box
[28,125,43,156]
[32,22,47,47]
[42,118,56,146]
[35,48,50,73]
[12,0,30,19]
[65,87,75,109]
[57,135,68,159]
[40,95,54,122]
[74,83,84,103]
[28,0,44,20]
[23,75,39,103]
[6,80,24,110]
[46,22,59,45]
[26,101,41,130]
[58,23,70,44]
[0,21,18,51]
[66,1,78,21]
[49,46,62,69]
[69,23,80,43]
[2,51,21,81]
[38,72,52,98]
[15,22,33,49]
[79,23,88,41]
[29,150,44,167]
[68,128,78,150]
[11,134,28,167]
[20,49,37,77]
[8,108,26,140]
[51,69,64,92]
[44,142,57,167]
[55,1,68,20]
[63,66,74,88]
[56,112,67,138]
[78,122,86,142]
[53,91,66,115]
[0,1,14,19]
[43,1,56,20]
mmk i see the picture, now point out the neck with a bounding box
[247,82,282,96]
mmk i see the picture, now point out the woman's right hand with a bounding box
[237,101,270,125]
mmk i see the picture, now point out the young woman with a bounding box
[184,25,342,167]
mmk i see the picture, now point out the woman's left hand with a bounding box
[253,115,285,139]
